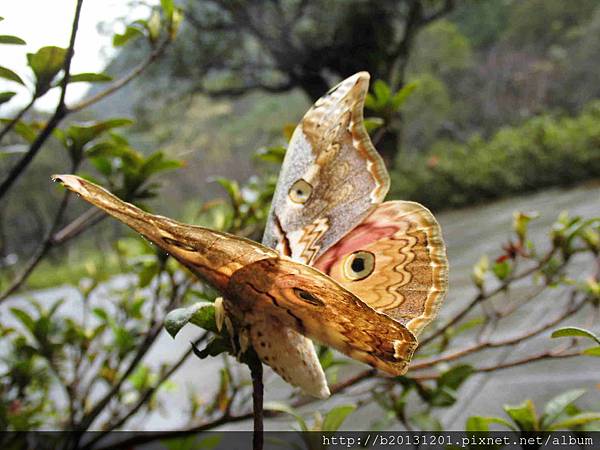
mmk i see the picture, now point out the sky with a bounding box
[1,0,157,112]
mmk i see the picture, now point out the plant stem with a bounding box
[248,350,264,450]
[0,96,36,143]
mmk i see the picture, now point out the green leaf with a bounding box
[61,119,133,161]
[0,35,26,45]
[169,8,184,39]
[10,307,36,334]
[373,79,391,103]
[254,145,286,164]
[513,211,538,241]
[113,25,144,47]
[27,46,67,96]
[391,81,418,110]
[466,416,517,432]
[411,412,443,431]
[147,10,162,43]
[215,177,242,205]
[164,303,216,338]
[129,365,150,390]
[68,72,112,83]
[437,364,474,391]
[504,399,538,431]
[583,346,600,356]
[492,260,512,280]
[0,91,16,105]
[363,117,385,133]
[189,305,218,333]
[551,327,600,344]
[541,389,586,429]
[92,307,109,322]
[548,413,600,430]
[264,402,308,431]
[161,0,175,19]
[3,120,37,142]
[141,152,183,177]
[322,405,356,432]
[0,66,25,85]
[364,93,376,110]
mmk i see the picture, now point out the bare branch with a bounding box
[0,97,36,143]
[411,291,586,371]
[194,79,294,98]
[68,37,171,113]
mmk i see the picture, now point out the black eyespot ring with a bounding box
[293,288,324,306]
[343,250,375,281]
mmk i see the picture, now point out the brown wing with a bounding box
[227,257,418,375]
[314,201,448,337]
[262,72,389,264]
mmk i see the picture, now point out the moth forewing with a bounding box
[51,174,278,292]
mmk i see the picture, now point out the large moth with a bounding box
[53,72,448,399]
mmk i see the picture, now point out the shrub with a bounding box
[391,101,600,209]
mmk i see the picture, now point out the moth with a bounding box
[53,72,448,399]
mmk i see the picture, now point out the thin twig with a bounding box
[420,249,557,346]
[412,348,582,381]
[68,38,170,113]
[411,292,586,371]
[81,333,208,450]
[0,96,36,143]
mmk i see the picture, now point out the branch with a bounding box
[68,37,171,113]
[420,249,557,346]
[0,204,104,302]
[387,0,456,89]
[78,272,190,433]
[0,0,84,201]
[422,0,456,25]
[0,97,36,143]
[81,333,208,450]
[411,291,586,371]
[413,347,582,381]
[194,79,294,98]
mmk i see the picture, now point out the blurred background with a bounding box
[0,0,599,441]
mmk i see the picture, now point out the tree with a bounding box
[173,0,458,167]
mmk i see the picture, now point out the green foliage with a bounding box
[26,46,68,97]
[0,35,26,45]
[392,101,600,210]
[552,327,600,357]
[466,390,600,432]
[165,302,218,337]
[0,66,25,85]
[408,20,473,76]
[0,91,16,105]
[67,72,112,83]
[112,0,182,47]
[365,79,418,127]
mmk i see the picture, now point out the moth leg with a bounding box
[215,296,245,356]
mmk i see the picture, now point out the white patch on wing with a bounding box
[250,316,330,399]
